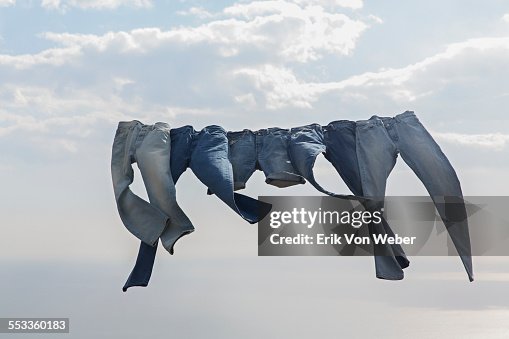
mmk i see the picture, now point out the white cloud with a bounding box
[177,6,214,19]
[502,13,509,23]
[234,36,509,108]
[222,1,369,61]
[41,0,152,11]
[1,0,371,67]
[2,0,508,157]
[434,132,509,150]
[234,93,257,107]
[0,82,140,140]
[0,0,15,7]
[291,0,363,9]
[0,46,81,69]
[234,65,319,109]
[0,82,218,140]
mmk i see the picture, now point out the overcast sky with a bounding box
[1,1,509,338]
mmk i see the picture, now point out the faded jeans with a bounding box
[356,111,473,281]
[323,120,409,280]
[111,121,195,290]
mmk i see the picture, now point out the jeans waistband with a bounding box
[255,127,289,136]
[290,123,322,133]
[227,129,253,139]
[117,120,142,132]
[117,120,170,134]
[170,125,195,136]
[201,125,227,134]
[324,120,356,131]
[356,110,417,127]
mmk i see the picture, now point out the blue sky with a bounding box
[1,1,509,338]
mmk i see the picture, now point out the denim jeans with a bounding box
[355,111,473,281]
[226,128,305,190]
[287,123,362,201]
[172,125,272,223]
[323,120,409,280]
[111,121,195,291]
[123,124,272,291]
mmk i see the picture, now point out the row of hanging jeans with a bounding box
[111,111,473,291]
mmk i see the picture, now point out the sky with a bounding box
[1,0,509,338]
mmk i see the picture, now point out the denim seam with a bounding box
[380,123,398,151]
[355,130,370,199]
[123,127,138,176]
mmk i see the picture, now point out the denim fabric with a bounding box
[226,128,305,190]
[111,121,194,247]
[287,123,362,201]
[123,124,272,291]
[111,121,195,291]
[226,130,257,191]
[323,120,409,280]
[287,124,330,194]
[355,111,473,281]
[183,125,272,223]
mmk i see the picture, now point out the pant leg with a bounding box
[111,122,169,246]
[123,124,195,292]
[393,112,473,281]
[190,125,271,224]
[288,124,328,192]
[207,130,257,195]
[122,241,157,292]
[257,128,306,188]
[355,119,405,280]
[136,124,195,254]
[324,122,409,269]
[111,122,168,245]
[228,130,257,191]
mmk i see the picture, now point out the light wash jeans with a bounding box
[111,121,195,291]
[355,111,473,281]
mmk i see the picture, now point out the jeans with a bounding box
[355,111,473,281]
[172,125,272,223]
[323,120,409,280]
[111,121,195,291]
[123,125,272,291]
[287,123,362,201]
[226,128,305,190]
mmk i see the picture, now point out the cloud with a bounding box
[0,46,81,69]
[0,81,218,131]
[234,93,257,107]
[234,37,509,108]
[0,0,15,7]
[433,132,509,150]
[223,1,370,61]
[1,0,371,67]
[41,0,152,11]
[2,0,508,157]
[177,6,214,19]
[503,13,509,23]
[291,0,363,9]
[234,65,319,109]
